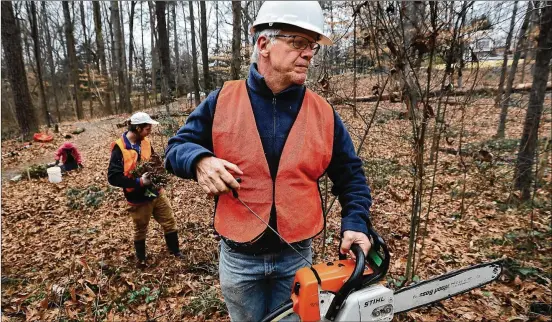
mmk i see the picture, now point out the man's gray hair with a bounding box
[251,29,281,64]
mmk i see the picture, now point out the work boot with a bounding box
[134,239,147,268]
[164,231,185,260]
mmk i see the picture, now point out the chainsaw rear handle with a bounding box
[325,228,389,321]
[364,227,390,285]
[337,227,390,284]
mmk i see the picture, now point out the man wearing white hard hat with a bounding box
[108,112,184,268]
[165,2,373,320]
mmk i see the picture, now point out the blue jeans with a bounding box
[219,239,312,322]
[60,161,78,172]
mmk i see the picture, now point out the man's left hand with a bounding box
[340,230,371,259]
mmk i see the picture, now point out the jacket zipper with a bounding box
[272,96,277,152]
[272,96,277,232]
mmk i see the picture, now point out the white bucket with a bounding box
[47,166,62,183]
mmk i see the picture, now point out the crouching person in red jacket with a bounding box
[54,142,83,171]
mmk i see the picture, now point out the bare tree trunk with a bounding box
[457,12,467,89]
[520,3,536,87]
[63,1,84,120]
[1,1,39,140]
[497,1,533,138]
[141,1,147,108]
[172,3,184,96]
[41,2,61,122]
[108,3,118,112]
[189,1,200,106]
[200,1,210,92]
[353,4,358,117]
[166,2,171,72]
[330,2,337,70]
[182,3,190,54]
[93,1,113,115]
[495,1,519,108]
[514,3,552,200]
[29,1,50,127]
[112,1,131,113]
[80,1,95,118]
[181,2,191,90]
[215,2,220,54]
[120,2,129,92]
[102,2,118,112]
[21,8,36,76]
[156,1,173,106]
[148,1,158,105]
[523,1,541,83]
[128,1,136,107]
[57,19,68,62]
[231,1,242,80]
[402,0,425,282]
[241,2,251,63]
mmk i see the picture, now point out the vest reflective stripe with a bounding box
[213,80,334,243]
[111,136,152,192]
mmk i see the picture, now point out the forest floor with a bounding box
[1,77,551,321]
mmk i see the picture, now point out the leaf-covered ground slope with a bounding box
[2,93,550,321]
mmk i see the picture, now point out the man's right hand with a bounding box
[195,156,243,196]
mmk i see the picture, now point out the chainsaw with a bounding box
[229,182,503,322]
[259,229,502,322]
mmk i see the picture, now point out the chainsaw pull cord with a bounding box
[230,178,313,267]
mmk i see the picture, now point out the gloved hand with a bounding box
[141,172,152,186]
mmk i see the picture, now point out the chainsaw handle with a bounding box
[326,228,389,321]
[363,228,390,285]
[337,228,390,277]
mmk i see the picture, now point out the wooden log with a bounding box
[328,82,552,105]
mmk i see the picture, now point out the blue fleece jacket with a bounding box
[165,64,372,248]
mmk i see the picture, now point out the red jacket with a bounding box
[54,142,82,164]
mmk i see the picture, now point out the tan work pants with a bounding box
[128,194,176,241]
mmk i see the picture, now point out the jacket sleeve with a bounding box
[108,145,142,188]
[326,111,373,236]
[54,146,63,161]
[164,90,220,179]
[72,147,82,164]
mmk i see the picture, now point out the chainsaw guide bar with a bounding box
[393,260,503,314]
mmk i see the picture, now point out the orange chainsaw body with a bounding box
[290,258,374,321]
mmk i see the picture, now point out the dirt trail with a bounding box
[1,117,116,181]
[1,101,183,182]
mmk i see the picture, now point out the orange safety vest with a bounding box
[212,80,334,243]
[111,136,152,193]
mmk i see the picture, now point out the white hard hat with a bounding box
[251,1,333,46]
[130,112,159,125]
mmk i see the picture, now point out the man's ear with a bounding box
[257,36,271,58]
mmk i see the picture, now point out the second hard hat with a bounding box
[130,112,159,125]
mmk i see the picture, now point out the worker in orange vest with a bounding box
[108,112,184,268]
[165,2,373,320]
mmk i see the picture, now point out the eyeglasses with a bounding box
[273,35,320,55]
